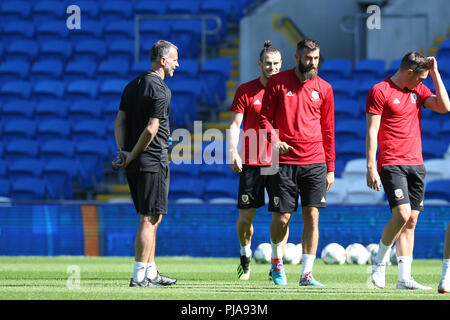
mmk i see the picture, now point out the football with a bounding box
[283,242,301,264]
[321,243,346,265]
[345,243,370,264]
[254,243,272,264]
[366,243,379,264]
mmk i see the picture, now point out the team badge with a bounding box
[241,194,250,205]
[273,196,280,207]
[394,188,404,200]
[311,90,320,101]
[410,93,417,104]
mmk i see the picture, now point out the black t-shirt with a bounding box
[119,72,171,172]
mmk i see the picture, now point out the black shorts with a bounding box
[380,165,426,211]
[267,163,327,213]
[237,165,270,209]
[126,163,169,215]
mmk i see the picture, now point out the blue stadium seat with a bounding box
[64,60,97,82]
[70,1,99,19]
[96,60,130,81]
[41,139,75,162]
[99,80,128,104]
[171,20,202,58]
[36,20,69,42]
[167,1,200,14]
[130,60,150,78]
[334,98,361,119]
[203,178,238,201]
[438,39,450,59]
[108,40,135,64]
[421,119,441,139]
[134,1,167,15]
[439,121,450,143]
[199,1,231,43]
[1,81,32,101]
[104,21,134,42]
[355,79,379,104]
[175,59,199,80]
[199,163,230,180]
[68,99,103,125]
[66,80,99,100]
[335,119,366,143]
[425,179,450,202]
[73,40,107,62]
[8,159,45,181]
[32,1,66,22]
[69,21,104,43]
[331,80,357,100]
[0,1,32,26]
[320,58,353,81]
[0,61,30,82]
[170,79,202,126]
[0,178,10,198]
[4,40,39,62]
[10,178,47,201]
[139,20,170,43]
[200,58,231,106]
[169,178,204,201]
[3,119,36,141]
[2,20,35,41]
[422,138,447,160]
[100,1,133,24]
[2,99,34,122]
[353,59,386,82]
[72,120,107,142]
[35,99,68,121]
[0,160,7,178]
[102,102,119,122]
[4,139,39,163]
[385,58,401,77]
[36,119,72,143]
[30,60,64,81]
[76,139,110,188]
[438,59,450,78]
[39,40,73,63]
[32,80,65,101]
[170,163,200,180]
[43,158,80,200]
[336,139,366,163]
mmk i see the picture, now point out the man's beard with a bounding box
[298,62,318,80]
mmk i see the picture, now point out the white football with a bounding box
[254,243,272,264]
[283,242,301,264]
[390,246,397,265]
[296,243,303,263]
[321,243,346,265]
[366,243,379,264]
[345,243,370,264]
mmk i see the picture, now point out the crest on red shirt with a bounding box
[410,93,417,104]
[311,90,320,101]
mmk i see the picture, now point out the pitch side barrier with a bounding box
[0,203,448,258]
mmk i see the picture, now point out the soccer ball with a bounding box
[366,243,379,264]
[390,245,397,265]
[296,243,303,263]
[321,243,346,265]
[254,243,272,264]
[345,243,370,264]
[283,243,301,264]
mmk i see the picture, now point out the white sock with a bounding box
[441,259,450,282]
[271,241,283,260]
[240,244,252,258]
[375,240,391,264]
[397,256,413,282]
[132,261,148,283]
[302,254,315,277]
[145,261,158,280]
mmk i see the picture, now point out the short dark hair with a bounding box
[400,51,432,74]
[150,40,178,63]
[259,40,281,62]
[297,38,320,53]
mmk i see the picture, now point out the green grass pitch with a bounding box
[0,256,449,300]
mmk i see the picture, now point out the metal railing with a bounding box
[134,14,223,64]
[340,13,429,64]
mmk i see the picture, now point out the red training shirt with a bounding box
[230,78,272,166]
[366,77,434,172]
[259,68,335,171]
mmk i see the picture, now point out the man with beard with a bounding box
[259,38,335,286]
[228,40,287,281]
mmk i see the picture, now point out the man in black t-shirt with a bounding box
[113,40,179,287]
